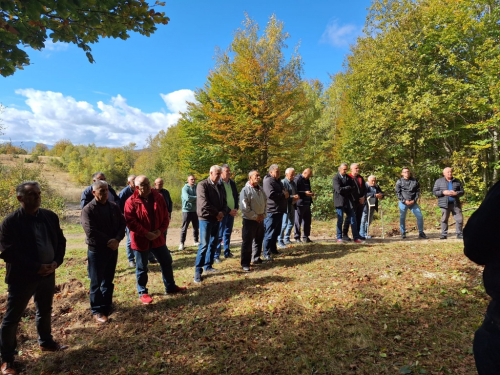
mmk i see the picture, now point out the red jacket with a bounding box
[124,189,169,251]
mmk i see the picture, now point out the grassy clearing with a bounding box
[0,220,484,375]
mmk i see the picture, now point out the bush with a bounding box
[311,175,335,221]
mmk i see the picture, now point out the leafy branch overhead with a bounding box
[0,0,169,76]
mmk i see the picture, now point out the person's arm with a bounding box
[114,204,126,242]
[81,206,118,246]
[414,179,420,201]
[198,182,220,218]
[296,177,307,199]
[182,185,197,202]
[432,179,444,197]
[240,188,257,220]
[156,196,170,233]
[455,180,465,198]
[124,199,150,236]
[109,186,119,203]
[80,186,92,209]
[265,180,285,201]
[395,179,405,202]
[51,211,66,267]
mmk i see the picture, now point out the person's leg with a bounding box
[473,314,500,374]
[440,205,451,236]
[355,205,363,233]
[0,282,37,361]
[151,245,177,292]
[87,249,106,315]
[215,214,228,259]
[278,212,288,245]
[336,208,344,239]
[303,206,312,239]
[205,222,220,269]
[398,201,408,235]
[284,208,295,242]
[346,206,361,240]
[125,227,135,262]
[101,249,118,316]
[293,208,302,241]
[252,222,265,262]
[223,215,235,257]
[180,212,190,244]
[194,220,210,275]
[134,250,149,295]
[453,205,464,236]
[191,213,200,243]
[33,273,56,347]
[270,213,283,254]
[409,203,424,233]
[367,209,375,236]
[342,208,350,238]
[359,210,368,238]
[263,213,274,258]
[241,219,256,267]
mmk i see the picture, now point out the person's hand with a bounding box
[152,229,162,237]
[230,209,238,217]
[448,190,457,196]
[217,212,224,221]
[38,262,57,276]
[404,200,412,205]
[284,190,290,199]
[375,193,383,199]
[107,239,119,251]
[305,191,314,197]
[145,232,159,241]
[257,214,265,223]
[292,194,299,202]
[359,197,365,205]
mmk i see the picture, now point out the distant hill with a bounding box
[0,141,53,151]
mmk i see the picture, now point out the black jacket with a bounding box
[350,174,367,202]
[81,184,119,209]
[395,177,420,202]
[432,177,464,209]
[332,173,356,208]
[157,188,173,214]
[80,199,126,251]
[295,174,313,207]
[263,174,287,214]
[363,183,384,213]
[0,208,66,284]
[219,179,239,210]
[197,178,229,221]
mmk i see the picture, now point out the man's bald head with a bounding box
[302,168,312,179]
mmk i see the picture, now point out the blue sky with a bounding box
[0,0,372,148]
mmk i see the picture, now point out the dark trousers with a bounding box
[343,203,363,237]
[134,245,176,295]
[180,212,199,243]
[87,248,118,316]
[474,313,500,374]
[0,273,56,362]
[241,219,265,266]
[440,202,463,236]
[294,205,312,240]
[263,212,284,257]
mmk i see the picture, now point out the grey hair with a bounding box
[92,180,108,191]
[339,163,348,168]
[248,170,258,179]
[350,163,359,169]
[127,175,136,182]
[210,165,222,173]
[368,175,377,181]
[92,171,105,179]
[221,164,230,170]
[16,181,41,197]
[269,164,279,172]
[285,167,295,175]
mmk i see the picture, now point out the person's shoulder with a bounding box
[1,208,23,224]
[39,208,59,220]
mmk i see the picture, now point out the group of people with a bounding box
[0,162,466,374]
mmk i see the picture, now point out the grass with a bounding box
[0,219,484,375]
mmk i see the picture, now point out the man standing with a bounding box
[395,167,428,239]
[263,164,289,261]
[0,182,68,375]
[194,166,229,283]
[154,178,173,239]
[278,168,298,248]
[432,167,464,239]
[342,164,367,240]
[81,180,126,324]
[179,175,199,251]
[333,163,364,244]
[240,170,267,271]
[214,164,239,262]
[119,175,137,268]
[124,175,186,304]
[359,176,384,239]
[294,168,314,243]
[81,172,119,209]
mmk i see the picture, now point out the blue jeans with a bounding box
[215,214,235,258]
[134,245,176,295]
[263,213,284,257]
[336,206,360,239]
[87,248,118,315]
[195,220,220,274]
[278,207,295,244]
[398,201,424,234]
[359,209,375,238]
[0,273,56,361]
[126,227,135,262]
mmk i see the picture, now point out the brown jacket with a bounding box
[197,178,229,221]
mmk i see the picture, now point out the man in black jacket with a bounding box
[342,163,367,240]
[0,182,68,375]
[432,167,464,239]
[395,167,427,239]
[263,164,289,260]
[81,180,126,324]
[294,168,315,243]
[333,163,364,243]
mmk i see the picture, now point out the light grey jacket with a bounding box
[240,182,267,220]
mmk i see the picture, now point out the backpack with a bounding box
[463,180,500,265]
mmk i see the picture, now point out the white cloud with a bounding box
[44,41,70,52]
[320,20,362,48]
[1,89,195,148]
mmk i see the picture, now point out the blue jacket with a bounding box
[282,177,297,212]
[81,184,119,209]
[181,183,197,212]
[118,185,134,213]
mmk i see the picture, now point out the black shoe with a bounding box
[358,236,366,240]
[224,253,234,258]
[419,232,428,239]
[194,273,202,283]
[214,258,222,264]
[343,236,352,242]
[401,233,406,239]
[252,258,263,265]
[40,342,69,352]
[205,267,220,273]
[242,266,251,272]
[263,255,273,262]
[149,258,158,264]
[440,235,447,240]
[271,250,281,255]
[294,238,302,243]
[457,234,463,239]
[304,237,313,243]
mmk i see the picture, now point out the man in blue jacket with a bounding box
[80,172,119,209]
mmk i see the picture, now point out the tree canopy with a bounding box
[0,0,169,76]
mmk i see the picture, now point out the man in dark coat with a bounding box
[81,180,126,324]
[0,182,68,375]
[332,163,364,243]
[432,167,464,239]
[294,168,315,243]
[342,163,367,240]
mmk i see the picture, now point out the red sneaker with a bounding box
[353,239,365,244]
[166,286,187,294]
[139,294,153,304]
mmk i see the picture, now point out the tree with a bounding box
[0,0,169,76]
[179,14,311,181]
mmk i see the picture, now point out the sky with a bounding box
[0,0,372,148]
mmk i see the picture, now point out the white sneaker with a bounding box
[194,241,200,246]
[178,243,184,251]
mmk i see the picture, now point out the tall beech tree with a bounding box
[179,15,311,180]
[0,0,169,76]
